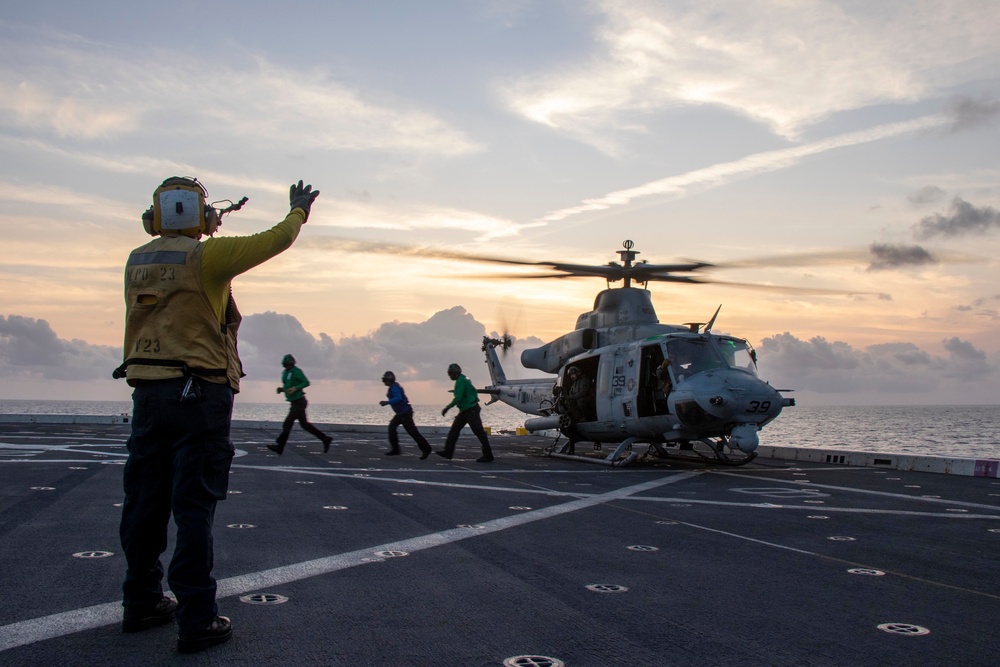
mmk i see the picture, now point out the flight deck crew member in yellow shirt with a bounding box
[115,177,320,654]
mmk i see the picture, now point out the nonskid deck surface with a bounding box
[1,422,998,666]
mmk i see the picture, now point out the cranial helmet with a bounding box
[381,371,395,383]
[282,354,296,368]
[447,363,461,377]
[142,177,218,238]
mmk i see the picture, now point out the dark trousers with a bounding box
[442,404,492,457]
[119,378,235,634]
[388,409,432,454]
[277,397,328,446]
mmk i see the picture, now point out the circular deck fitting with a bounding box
[849,568,885,576]
[877,623,929,636]
[374,550,409,558]
[803,500,825,504]
[226,523,255,529]
[586,584,629,593]
[669,503,692,507]
[904,485,921,488]
[392,492,413,497]
[239,593,289,605]
[886,477,901,480]
[503,656,565,667]
[323,505,348,510]
[31,487,55,491]
[296,481,314,485]
[354,473,371,477]
[807,515,830,520]
[68,467,88,470]
[946,508,969,513]
[627,545,659,552]
[509,506,532,511]
[792,473,806,476]
[228,490,242,495]
[73,551,113,559]
[112,503,122,507]
[828,536,856,541]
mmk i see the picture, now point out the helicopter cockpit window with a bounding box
[717,337,758,376]
[666,338,725,381]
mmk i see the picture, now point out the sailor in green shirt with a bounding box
[267,354,331,455]
[436,363,494,462]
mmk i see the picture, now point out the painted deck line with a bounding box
[0,472,698,652]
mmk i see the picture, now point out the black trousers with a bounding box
[277,397,328,446]
[120,377,234,634]
[442,404,492,457]
[388,409,432,453]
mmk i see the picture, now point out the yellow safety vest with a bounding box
[118,235,244,390]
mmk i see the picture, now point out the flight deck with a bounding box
[1,420,998,666]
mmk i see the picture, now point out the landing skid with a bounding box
[647,436,757,466]
[548,436,640,467]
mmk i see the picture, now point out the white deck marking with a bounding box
[711,470,1000,512]
[0,472,699,652]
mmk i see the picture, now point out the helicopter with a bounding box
[474,240,798,467]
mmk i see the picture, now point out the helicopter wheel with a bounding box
[690,437,757,466]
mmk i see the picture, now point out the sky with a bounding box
[1,0,999,408]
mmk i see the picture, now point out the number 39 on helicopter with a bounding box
[477,240,798,467]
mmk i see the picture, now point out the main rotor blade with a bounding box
[696,244,984,271]
[690,277,885,296]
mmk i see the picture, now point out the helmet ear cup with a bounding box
[203,204,219,236]
[141,207,156,236]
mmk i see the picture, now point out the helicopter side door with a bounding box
[594,344,641,426]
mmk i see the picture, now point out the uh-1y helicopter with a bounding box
[476,240,799,467]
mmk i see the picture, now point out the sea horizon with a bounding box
[1,399,997,459]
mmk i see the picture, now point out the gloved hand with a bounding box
[289,180,320,221]
[441,407,449,417]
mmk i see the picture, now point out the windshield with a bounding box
[665,338,726,381]
[716,337,758,376]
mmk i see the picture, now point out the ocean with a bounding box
[0,400,997,460]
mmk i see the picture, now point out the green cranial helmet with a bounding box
[282,354,296,367]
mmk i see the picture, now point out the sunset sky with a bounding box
[1,1,999,407]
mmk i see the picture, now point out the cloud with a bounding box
[0,32,482,157]
[866,243,936,271]
[536,114,948,223]
[913,197,1000,239]
[907,185,947,206]
[757,332,999,397]
[0,314,120,380]
[237,307,544,385]
[946,94,1000,133]
[502,1,998,149]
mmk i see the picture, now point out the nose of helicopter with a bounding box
[671,369,786,448]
